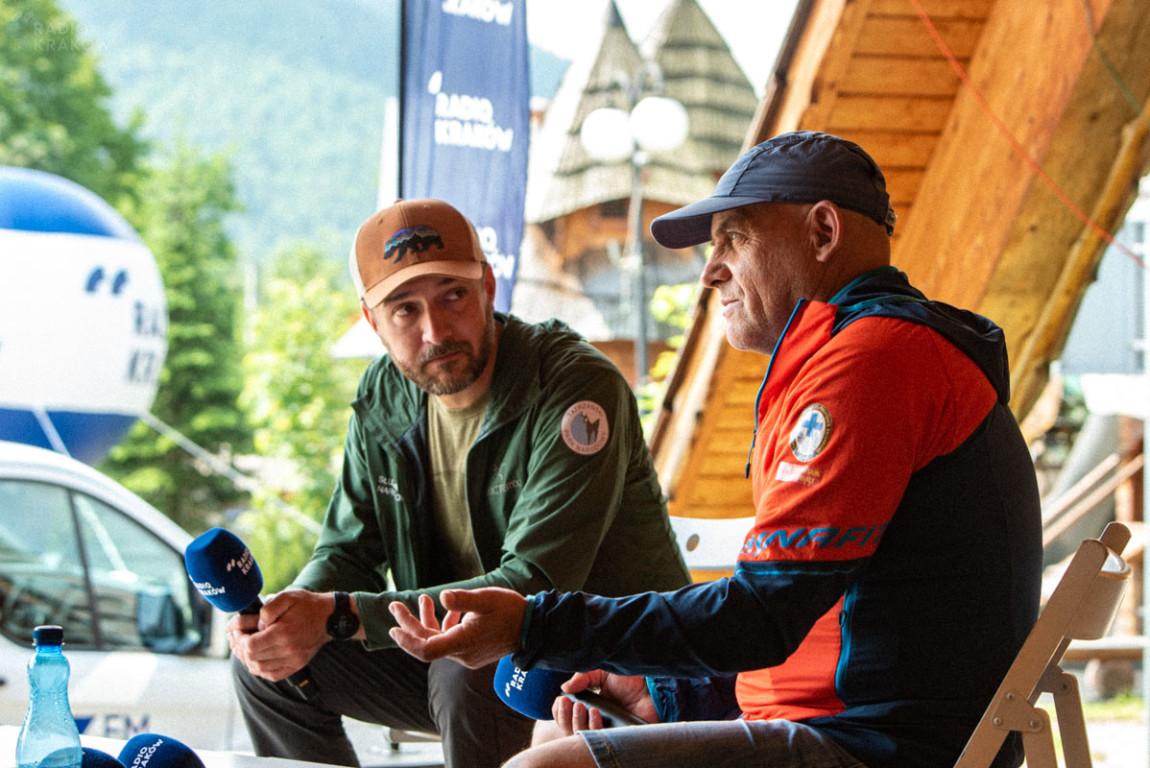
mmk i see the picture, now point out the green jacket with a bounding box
[294,314,690,649]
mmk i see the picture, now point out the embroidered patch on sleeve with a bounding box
[788,403,832,462]
[561,401,609,455]
[776,460,823,486]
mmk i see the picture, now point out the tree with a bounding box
[238,242,363,590]
[639,281,702,436]
[1,0,249,532]
[0,0,147,205]
[102,141,253,533]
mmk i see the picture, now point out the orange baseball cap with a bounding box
[351,198,486,308]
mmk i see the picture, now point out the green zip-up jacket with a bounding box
[293,313,690,649]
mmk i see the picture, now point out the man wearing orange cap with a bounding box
[227,198,690,768]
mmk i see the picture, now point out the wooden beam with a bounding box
[826,94,953,133]
[868,0,993,19]
[1006,109,1150,415]
[829,130,938,168]
[892,0,1116,308]
[841,56,963,97]
[799,0,875,131]
[977,0,1150,416]
[653,289,729,496]
[853,15,983,58]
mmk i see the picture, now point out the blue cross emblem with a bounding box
[789,404,832,462]
[801,410,824,437]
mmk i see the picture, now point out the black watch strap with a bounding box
[326,591,359,640]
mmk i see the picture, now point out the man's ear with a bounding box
[362,301,379,332]
[482,262,498,304]
[808,201,843,263]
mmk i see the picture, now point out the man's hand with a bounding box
[227,589,332,681]
[551,671,655,736]
[389,587,526,669]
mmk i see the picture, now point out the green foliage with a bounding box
[54,0,572,265]
[101,141,253,533]
[57,0,396,265]
[1,0,251,532]
[639,281,702,436]
[0,0,147,205]
[1079,691,1143,720]
[237,243,364,591]
[649,282,700,353]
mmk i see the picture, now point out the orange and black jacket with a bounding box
[516,267,1043,768]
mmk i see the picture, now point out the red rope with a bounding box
[907,0,1145,269]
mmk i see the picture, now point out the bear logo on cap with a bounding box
[384,225,445,263]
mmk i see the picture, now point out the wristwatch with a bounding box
[326,591,360,640]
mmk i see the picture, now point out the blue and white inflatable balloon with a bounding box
[0,166,167,465]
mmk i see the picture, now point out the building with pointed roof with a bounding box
[510,0,759,383]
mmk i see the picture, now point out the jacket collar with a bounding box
[751,266,1010,441]
[353,313,547,443]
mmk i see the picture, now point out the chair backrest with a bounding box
[954,521,1132,768]
[668,515,754,578]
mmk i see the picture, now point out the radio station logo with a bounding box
[427,71,515,152]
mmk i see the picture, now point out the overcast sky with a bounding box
[525,0,798,96]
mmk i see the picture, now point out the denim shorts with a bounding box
[579,719,867,768]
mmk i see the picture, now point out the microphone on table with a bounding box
[81,747,126,768]
[184,527,318,700]
[493,655,644,727]
[118,734,204,768]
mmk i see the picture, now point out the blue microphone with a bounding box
[493,655,643,726]
[185,527,318,700]
[185,527,263,613]
[81,747,126,768]
[118,734,204,768]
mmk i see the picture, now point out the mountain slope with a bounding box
[59,0,568,263]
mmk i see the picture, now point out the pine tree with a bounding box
[103,141,253,533]
[238,242,363,590]
[0,0,147,205]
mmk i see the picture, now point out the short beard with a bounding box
[401,310,496,395]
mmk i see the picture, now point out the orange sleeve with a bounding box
[742,317,998,565]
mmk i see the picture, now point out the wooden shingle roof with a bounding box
[524,0,758,225]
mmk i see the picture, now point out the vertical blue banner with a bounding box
[401,0,529,312]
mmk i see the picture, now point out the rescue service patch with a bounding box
[776,461,822,486]
[561,401,609,455]
[789,403,832,462]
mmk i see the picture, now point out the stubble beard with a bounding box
[401,311,496,395]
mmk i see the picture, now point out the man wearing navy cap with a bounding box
[388,133,1044,768]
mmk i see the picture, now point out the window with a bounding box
[0,479,202,652]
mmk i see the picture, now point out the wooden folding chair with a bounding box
[954,521,1133,768]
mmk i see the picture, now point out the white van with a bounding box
[0,439,252,750]
[0,441,426,765]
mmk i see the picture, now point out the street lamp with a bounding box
[580,86,688,390]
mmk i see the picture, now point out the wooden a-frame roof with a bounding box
[650,0,1150,522]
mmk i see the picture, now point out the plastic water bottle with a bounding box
[16,626,81,768]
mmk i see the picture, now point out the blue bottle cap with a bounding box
[33,625,64,646]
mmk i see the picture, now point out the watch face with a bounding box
[327,593,359,640]
[329,614,357,639]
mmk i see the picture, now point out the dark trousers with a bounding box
[231,641,535,768]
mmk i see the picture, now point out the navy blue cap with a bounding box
[651,131,897,248]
